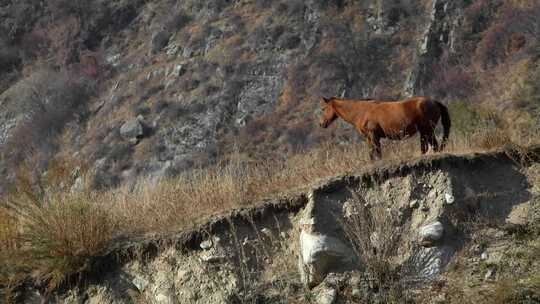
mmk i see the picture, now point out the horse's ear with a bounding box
[322,97,331,103]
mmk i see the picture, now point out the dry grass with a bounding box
[0,191,114,291]
[341,188,412,303]
[1,106,539,293]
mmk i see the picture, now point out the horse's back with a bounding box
[371,97,440,135]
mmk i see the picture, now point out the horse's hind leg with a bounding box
[428,132,439,152]
[420,134,429,154]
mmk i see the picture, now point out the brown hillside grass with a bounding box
[1,105,540,293]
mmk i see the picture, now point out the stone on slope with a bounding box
[418,221,444,246]
[298,191,357,288]
[120,118,144,143]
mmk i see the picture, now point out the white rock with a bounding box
[70,177,85,193]
[200,251,226,263]
[444,193,455,204]
[132,275,149,291]
[155,293,174,304]
[200,239,213,250]
[419,221,444,246]
[316,287,337,304]
[299,230,354,287]
[480,252,488,260]
[484,268,495,281]
[261,228,272,236]
[342,200,357,218]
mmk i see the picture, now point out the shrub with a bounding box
[1,189,115,291]
[163,11,191,32]
[134,104,151,116]
[277,33,301,50]
[429,65,475,100]
[1,0,42,42]
[284,122,312,151]
[248,24,271,49]
[533,52,540,115]
[19,26,50,61]
[475,22,508,68]
[0,40,21,72]
[447,100,517,151]
[464,0,500,36]
[474,4,539,68]
[492,279,540,304]
[48,0,94,19]
[255,0,272,9]
[2,69,95,181]
[342,189,410,301]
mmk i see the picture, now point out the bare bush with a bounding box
[0,40,21,71]
[1,0,43,42]
[3,69,95,179]
[19,26,50,61]
[342,189,411,302]
[163,11,191,32]
[48,0,94,19]
[429,65,475,100]
[464,0,500,36]
[474,3,540,68]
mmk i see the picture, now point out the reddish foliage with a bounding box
[429,65,474,100]
[474,3,538,68]
[475,21,508,68]
[507,33,526,54]
[20,26,50,59]
[79,51,101,78]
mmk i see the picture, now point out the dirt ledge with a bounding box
[14,144,540,296]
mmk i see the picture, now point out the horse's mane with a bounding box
[329,97,376,102]
[329,96,400,103]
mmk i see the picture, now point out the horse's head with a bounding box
[319,97,338,128]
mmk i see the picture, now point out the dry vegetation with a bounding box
[1,0,540,300]
[1,98,539,295]
[342,189,412,303]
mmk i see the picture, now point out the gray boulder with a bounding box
[151,30,171,54]
[120,118,144,143]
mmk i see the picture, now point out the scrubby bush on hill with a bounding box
[1,69,95,191]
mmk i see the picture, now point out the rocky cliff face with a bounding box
[0,0,538,190]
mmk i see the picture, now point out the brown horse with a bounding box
[319,96,451,160]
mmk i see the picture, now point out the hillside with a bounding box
[1,0,540,303]
[0,0,539,192]
[2,146,540,303]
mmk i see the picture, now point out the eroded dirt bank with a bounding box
[16,146,540,303]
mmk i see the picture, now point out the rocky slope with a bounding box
[0,0,539,192]
[10,146,540,303]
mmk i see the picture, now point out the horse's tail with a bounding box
[435,100,451,150]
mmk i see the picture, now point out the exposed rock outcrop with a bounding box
[418,221,444,246]
[9,146,540,303]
